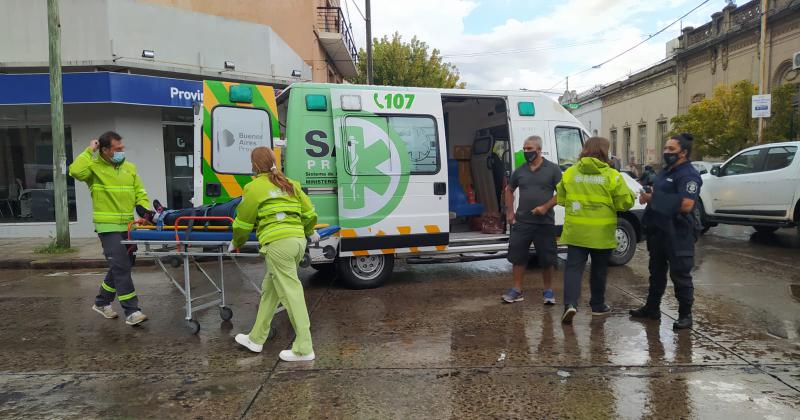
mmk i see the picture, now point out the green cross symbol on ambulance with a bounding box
[340,116,410,228]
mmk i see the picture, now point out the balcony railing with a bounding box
[316,6,359,65]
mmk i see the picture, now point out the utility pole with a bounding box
[756,0,769,144]
[365,0,373,85]
[48,0,70,247]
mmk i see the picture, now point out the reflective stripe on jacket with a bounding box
[231,175,317,248]
[556,157,635,249]
[68,147,149,225]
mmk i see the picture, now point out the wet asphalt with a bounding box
[0,225,798,419]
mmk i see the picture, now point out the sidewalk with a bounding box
[0,237,149,270]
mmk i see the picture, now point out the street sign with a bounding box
[752,94,771,118]
[563,103,581,110]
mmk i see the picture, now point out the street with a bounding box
[0,225,798,419]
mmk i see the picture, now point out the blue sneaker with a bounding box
[502,288,524,303]
[543,289,556,305]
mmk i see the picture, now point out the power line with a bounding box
[548,0,713,91]
[441,39,620,58]
[348,0,366,21]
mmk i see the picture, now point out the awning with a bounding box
[0,72,203,108]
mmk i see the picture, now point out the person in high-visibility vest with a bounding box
[557,137,635,324]
[231,146,320,362]
[69,131,150,326]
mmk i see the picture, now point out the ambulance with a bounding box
[193,81,645,289]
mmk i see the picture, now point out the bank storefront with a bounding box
[0,72,205,237]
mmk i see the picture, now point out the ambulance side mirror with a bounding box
[710,165,720,177]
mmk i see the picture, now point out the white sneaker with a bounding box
[279,349,315,362]
[125,311,148,326]
[92,304,118,319]
[235,333,263,353]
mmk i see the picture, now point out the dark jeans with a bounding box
[96,232,140,316]
[157,197,242,227]
[563,246,612,310]
[646,232,694,316]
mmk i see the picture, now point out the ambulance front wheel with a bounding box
[337,254,394,289]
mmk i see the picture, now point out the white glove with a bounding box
[227,242,236,253]
[308,231,321,244]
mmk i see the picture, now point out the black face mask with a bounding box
[524,151,538,163]
[663,152,679,167]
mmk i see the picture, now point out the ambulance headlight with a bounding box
[341,95,362,111]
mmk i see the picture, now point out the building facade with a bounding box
[569,88,603,138]
[0,0,358,237]
[600,60,678,171]
[675,0,800,114]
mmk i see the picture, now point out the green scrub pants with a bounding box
[247,236,313,355]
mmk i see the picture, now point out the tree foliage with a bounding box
[671,80,799,159]
[350,32,465,88]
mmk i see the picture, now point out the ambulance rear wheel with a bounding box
[337,254,394,289]
[609,218,636,266]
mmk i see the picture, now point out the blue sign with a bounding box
[0,72,203,108]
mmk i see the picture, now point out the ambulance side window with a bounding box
[343,115,439,175]
[554,126,583,171]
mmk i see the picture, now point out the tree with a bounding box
[670,80,757,159]
[765,83,800,142]
[671,80,800,159]
[350,32,465,88]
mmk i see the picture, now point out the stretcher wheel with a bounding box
[268,327,277,340]
[187,319,200,334]
[220,306,233,321]
[170,257,181,268]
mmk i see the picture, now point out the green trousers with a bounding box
[247,236,313,355]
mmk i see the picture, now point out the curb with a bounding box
[0,258,154,270]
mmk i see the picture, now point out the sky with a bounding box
[343,0,732,94]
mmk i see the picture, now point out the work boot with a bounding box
[629,305,661,319]
[125,311,148,326]
[92,304,118,319]
[673,315,693,330]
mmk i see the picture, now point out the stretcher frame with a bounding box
[122,216,337,334]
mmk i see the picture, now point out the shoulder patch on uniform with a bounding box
[686,180,698,194]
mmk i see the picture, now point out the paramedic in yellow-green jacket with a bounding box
[68,131,150,326]
[557,137,635,324]
[231,146,320,362]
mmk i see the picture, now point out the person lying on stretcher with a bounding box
[135,197,242,228]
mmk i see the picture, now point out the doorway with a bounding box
[162,124,194,209]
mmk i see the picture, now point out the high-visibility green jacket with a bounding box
[231,175,317,248]
[556,157,635,249]
[68,147,149,231]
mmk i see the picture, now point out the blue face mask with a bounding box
[110,151,125,163]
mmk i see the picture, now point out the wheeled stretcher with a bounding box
[122,216,339,334]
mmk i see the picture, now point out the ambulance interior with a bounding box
[441,96,512,236]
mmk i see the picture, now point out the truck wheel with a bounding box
[609,218,636,266]
[695,200,711,234]
[336,254,394,289]
[754,226,779,234]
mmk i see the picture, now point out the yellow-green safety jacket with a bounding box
[68,147,149,232]
[231,175,317,248]
[556,157,635,249]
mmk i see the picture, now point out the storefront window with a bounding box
[0,126,77,223]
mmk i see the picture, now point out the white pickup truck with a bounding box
[698,141,800,233]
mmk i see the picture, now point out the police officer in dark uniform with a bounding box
[630,133,702,329]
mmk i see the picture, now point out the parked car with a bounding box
[697,141,800,234]
[692,160,717,175]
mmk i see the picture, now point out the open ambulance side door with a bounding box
[330,88,449,256]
